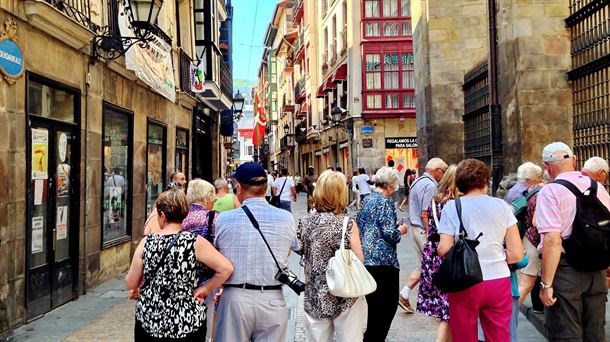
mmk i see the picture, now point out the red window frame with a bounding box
[362,43,415,110]
[362,0,412,38]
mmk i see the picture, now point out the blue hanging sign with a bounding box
[360,125,374,135]
[0,19,24,85]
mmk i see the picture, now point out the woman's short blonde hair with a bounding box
[313,170,348,214]
[187,179,216,205]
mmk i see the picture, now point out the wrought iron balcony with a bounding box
[220,59,233,99]
[280,135,295,149]
[330,41,337,65]
[45,0,100,33]
[295,78,305,99]
[322,51,328,72]
[179,49,196,98]
[341,27,347,54]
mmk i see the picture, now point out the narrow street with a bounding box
[10,193,546,341]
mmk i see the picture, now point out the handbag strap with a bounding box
[431,198,440,228]
[242,205,283,271]
[340,216,349,253]
[278,178,288,196]
[140,233,181,290]
[455,198,468,238]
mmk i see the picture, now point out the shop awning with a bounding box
[332,64,348,84]
[297,102,308,117]
[316,84,326,98]
[324,78,336,92]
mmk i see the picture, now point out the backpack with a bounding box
[511,187,541,238]
[553,178,610,272]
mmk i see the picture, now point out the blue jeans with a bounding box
[280,200,292,213]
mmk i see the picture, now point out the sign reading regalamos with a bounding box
[385,137,418,149]
[0,19,24,85]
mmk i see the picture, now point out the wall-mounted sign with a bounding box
[360,125,374,135]
[385,137,418,149]
[363,139,373,148]
[190,61,205,93]
[322,148,330,154]
[0,19,24,85]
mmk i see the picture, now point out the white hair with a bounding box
[583,157,609,173]
[214,178,228,191]
[372,167,399,190]
[517,162,543,181]
[425,158,448,171]
[187,179,216,205]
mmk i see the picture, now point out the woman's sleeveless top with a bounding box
[136,233,205,338]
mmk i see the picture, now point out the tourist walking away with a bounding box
[272,168,297,212]
[402,158,448,313]
[388,160,401,203]
[303,166,317,211]
[437,159,524,342]
[512,163,544,307]
[357,167,408,342]
[398,169,414,212]
[294,172,302,193]
[297,170,366,341]
[212,178,241,212]
[125,188,233,341]
[181,179,222,342]
[349,170,361,209]
[536,142,610,341]
[265,170,274,202]
[214,162,299,342]
[417,164,458,342]
[356,167,373,201]
[582,156,609,184]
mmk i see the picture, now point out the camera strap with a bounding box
[242,205,283,271]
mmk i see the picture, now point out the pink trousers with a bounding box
[447,277,512,342]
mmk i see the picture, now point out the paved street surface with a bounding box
[12,193,546,341]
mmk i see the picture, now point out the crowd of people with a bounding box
[124,140,610,342]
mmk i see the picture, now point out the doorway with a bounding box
[26,74,80,319]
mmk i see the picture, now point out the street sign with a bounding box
[0,19,24,85]
[363,139,373,148]
[360,125,374,135]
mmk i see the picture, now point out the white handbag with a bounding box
[326,217,377,298]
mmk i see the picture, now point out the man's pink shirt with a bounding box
[536,171,610,249]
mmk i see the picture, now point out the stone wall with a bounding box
[412,0,489,169]
[495,0,572,173]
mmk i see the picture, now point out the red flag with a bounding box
[253,93,267,146]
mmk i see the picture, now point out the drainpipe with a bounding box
[488,0,503,195]
[82,61,90,295]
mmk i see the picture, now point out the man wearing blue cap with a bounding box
[213,162,299,342]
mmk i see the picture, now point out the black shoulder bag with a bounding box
[130,233,181,299]
[432,198,484,293]
[242,205,305,294]
[270,178,288,208]
[200,211,217,279]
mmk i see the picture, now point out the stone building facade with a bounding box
[413,0,572,185]
[0,0,233,336]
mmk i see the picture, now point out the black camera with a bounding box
[275,268,306,295]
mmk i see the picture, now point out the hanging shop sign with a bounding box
[360,125,374,135]
[119,5,176,102]
[339,142,349,149]
[0,19,24,85]
[385,137,418,149]
[190,61,205,93]
[362,139,373,148]
[220,109,234,137]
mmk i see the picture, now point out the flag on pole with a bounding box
[253,93,267,146]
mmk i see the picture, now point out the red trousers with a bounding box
[447,277,511,342]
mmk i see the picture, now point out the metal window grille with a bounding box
[463,62,492,166]
[46,0,100,33]
[567,0,610,178]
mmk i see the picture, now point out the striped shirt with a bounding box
[215,197,298,286]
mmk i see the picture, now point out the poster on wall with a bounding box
[118,3,176,102]
[56,163,70,197]
[56,206,68,240]
[31,128,48,180]
[32,216,44,253]
[385,137,419,186]
[190,61,205,93]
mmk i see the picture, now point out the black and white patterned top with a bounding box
[297,212,358,319]
[136,233,206,338]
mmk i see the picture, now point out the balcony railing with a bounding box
[280,135,295,149]
[292,0,304,24]
[45,0,100,32]
[295,78,305,98]
[220,59,233,99]
[322,51,329,72]
[341,27,347,54]
[179,49,196,98]
[330,42,337,65]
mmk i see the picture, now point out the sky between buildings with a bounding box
[232,0,277,83]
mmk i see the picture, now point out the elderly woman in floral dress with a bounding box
[417,165,458,342]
